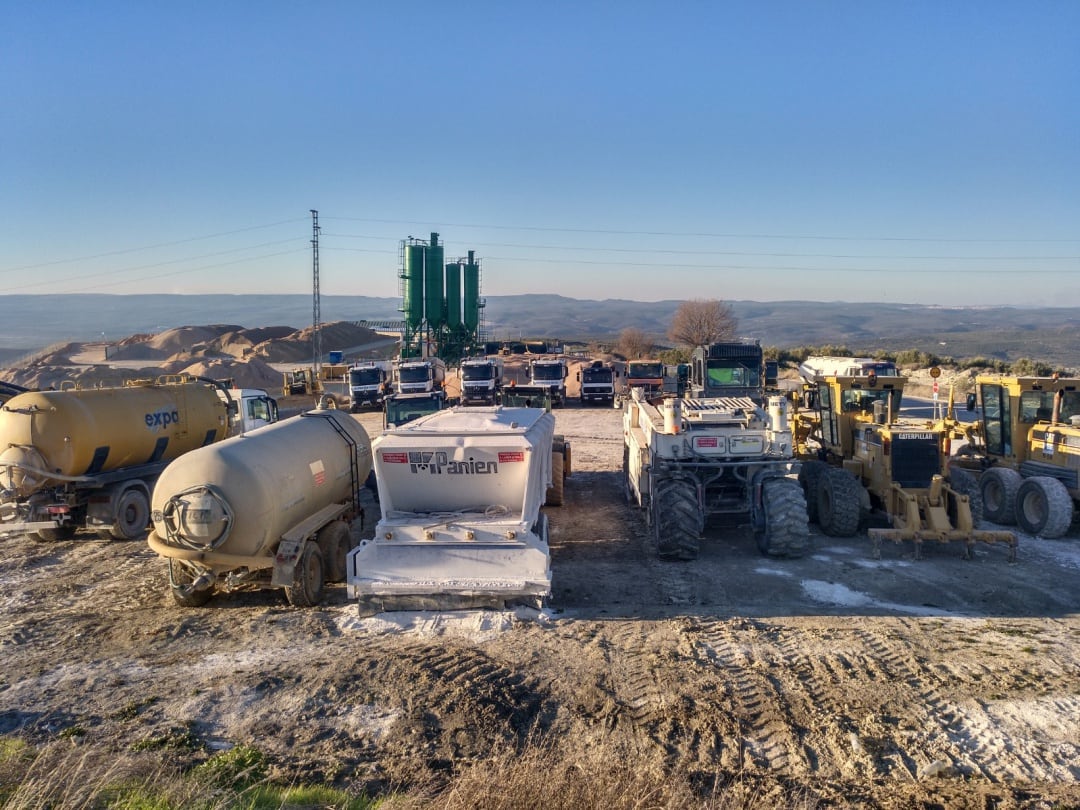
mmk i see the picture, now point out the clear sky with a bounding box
[3,2,1078,306]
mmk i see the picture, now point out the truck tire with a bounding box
[981,467,1022,525]
[546,451,565,507]
[109,488,151,541]
[653,478,702,560]
[170,562,214,608]
[797,461,829,523]
[817,467,862,537]
[1015,476,1073,538]
[755,477,810,558]
[285,543,325,607]
[31,525,77,542]
[318,520,353,583]
[947,465,983,528]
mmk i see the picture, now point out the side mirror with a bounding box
[965,393,976,412]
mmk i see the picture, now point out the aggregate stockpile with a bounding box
[146,407,373,607]
[624,342,808,561]
[348,407,558,615]
[0,378,239,542]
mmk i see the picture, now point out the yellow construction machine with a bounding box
[790,364,1015,559]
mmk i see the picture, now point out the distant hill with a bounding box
[2,293,1078,370]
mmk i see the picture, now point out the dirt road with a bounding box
[1,404,1079,807]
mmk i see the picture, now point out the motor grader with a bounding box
[790,367,1015,559]
[952,375,1080,538]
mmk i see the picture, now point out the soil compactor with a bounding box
[623,341,808,561]
[953,375,1080,538]
[347,406,568,615]
[790,366,1015,559]
[146,406,373,607]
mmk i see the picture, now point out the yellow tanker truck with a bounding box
[0,377,271,542]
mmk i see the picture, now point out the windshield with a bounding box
[840,388,902,413]
[399,367,431,384]
[627,362,664,379]
[705,360,760,388]
[462,365,495,381]
[532,364,564,381]
[350,368,383,386]
[582,368,613,383]
[1019,390,1080,423]
[386,397,443,426]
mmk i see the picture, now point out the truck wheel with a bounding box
[170,562,213,607]
[109,488,150,541]
[31,525,77,542]
[1015,476,1073,538]
[797,461,829,523]
[546,451,565,507]
[653,478,702,560]
[947,466,983,528]
[285,543,325,607]
[318,520,353,583]
[817,467,862,537]
[981,467,1022,524]
[756,477,810,558]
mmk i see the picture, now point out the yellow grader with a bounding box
[790,364,1015,559]
[952,375,1080,538]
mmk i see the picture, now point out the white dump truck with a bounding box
[146,406,373,607]
[527,357,569,406]
[348,360,394,411]
[394,357,447,396]
[458,356,504,405]
[0,377,275,542]
[347,406,568,615]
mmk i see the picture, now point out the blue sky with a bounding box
[2,2,1078,305]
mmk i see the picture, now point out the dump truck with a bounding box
[623,359,666,399]
[394,357,447,396]
[146,405,373,607]
[348,360,394,411]
[459,356,504,405]
[578,360,617,405]
[623,341,808,560]
[347,406,567,615]
[526,357,569,407]
[0,377,274,542]
[952,375,1080,538]
[790,364,1015,559]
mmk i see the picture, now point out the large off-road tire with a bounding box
[797,461,829,524]
[1014,476,1073,538]
[981,467,1023,525]
[169,562,214,608]
[285,543,325,607]
[317,520,353,583]
[546,451,565,507]
[109,488,151,541]
[947,465,983,528]
[817,467,862,537]
[755,477,810,558]
[652,478,702,561]
[31,525,78,542]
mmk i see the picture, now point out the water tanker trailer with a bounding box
[146,406,373,607]
[0,377,232,541]
[347,406,562,615]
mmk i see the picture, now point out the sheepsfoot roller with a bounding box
[868,477,1018,561]
[348,406,562,616]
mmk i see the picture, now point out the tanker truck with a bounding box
[347,406,562,615]
[0,377,246,542]
[146,406,373,607]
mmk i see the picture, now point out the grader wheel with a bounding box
[1015,476,1073,538]
[817,467,862,537]
[981,467,1022,525]
[755,477,810,558]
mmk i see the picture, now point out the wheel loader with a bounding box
[790,364,1015,559]
[952,375,1080,538]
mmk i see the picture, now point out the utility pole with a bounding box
[311,209,321,377]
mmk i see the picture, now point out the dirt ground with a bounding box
[2,390,1080,806]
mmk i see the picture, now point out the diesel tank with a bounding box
[0,378,231,541]
[147,407,373,607]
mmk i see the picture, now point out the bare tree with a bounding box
[617,327,653,359]
[668,299,737,348]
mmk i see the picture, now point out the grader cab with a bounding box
[791,369,1015,559]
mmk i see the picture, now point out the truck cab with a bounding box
[217,388,279,434]
[578,360,617,405]
[459,356,504,405]
[528,357,568,406]
[349,360,394,411]
[689,343,766,402]
[394,358,448,396]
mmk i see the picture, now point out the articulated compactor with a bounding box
[347,406,562,615]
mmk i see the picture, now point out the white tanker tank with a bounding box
[147,406,373,607]
[0,378,231,541]
[347,406,561,615]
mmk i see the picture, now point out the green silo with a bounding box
[403,242,425,328]
[463,252,480,332]
[445,261,462,328]
[424,232,445,328]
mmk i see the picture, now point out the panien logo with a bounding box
[406,450,497,475]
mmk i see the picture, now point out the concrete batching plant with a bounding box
[400,233,485,362]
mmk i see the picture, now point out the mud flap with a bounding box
[272,539,302,587]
